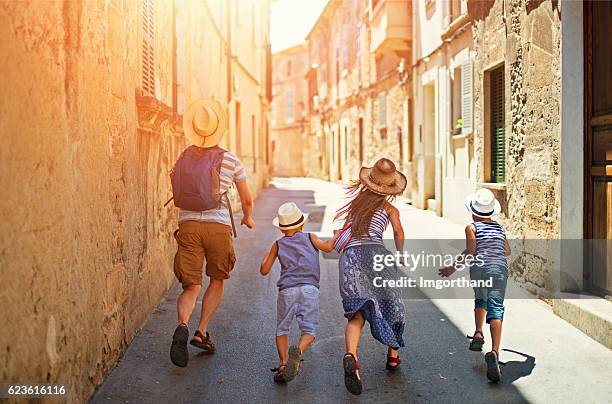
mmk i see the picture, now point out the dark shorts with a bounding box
[173,221,236,288]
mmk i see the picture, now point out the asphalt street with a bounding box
[92,178,612,404]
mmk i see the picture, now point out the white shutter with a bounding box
[461,59,473,135]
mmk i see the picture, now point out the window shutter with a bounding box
[142,0,155,96]
[461,59,473,135]
[490,66,505,183]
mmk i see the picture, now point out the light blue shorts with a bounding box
[470,265,508,323]
[276,284,319,336]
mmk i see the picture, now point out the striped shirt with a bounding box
[345,209,389,249]
[473,221,507,269]
[178,152,247,226]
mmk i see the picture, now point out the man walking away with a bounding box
[169,99,255,367]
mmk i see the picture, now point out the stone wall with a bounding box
[0,2,183,402]
[471,0,561,292]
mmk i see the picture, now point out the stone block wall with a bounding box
[471,0,562,291]
[0,2,183,402]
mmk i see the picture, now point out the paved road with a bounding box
[92,179,612,404]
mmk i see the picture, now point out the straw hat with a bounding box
[272,202,309,230]
[359,158,407,196]
[465,188,501,218]
[183,99,227,148]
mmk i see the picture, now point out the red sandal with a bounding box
[386,355,401,371]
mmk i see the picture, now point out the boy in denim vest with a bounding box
[260,202,337,383]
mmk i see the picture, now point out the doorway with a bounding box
[585,1,612,295]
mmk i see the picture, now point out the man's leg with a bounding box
[196,278,225,336]
[177,284,202,325]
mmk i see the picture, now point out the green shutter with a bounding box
[492,127,505,182]
[490,66,505,183]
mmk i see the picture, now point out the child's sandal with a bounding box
[271,364,287,383]
[485,349,501,383]
[385,355,401,371]
[283,345,302,382]
[343,353,363,395]
[467,329,485,351]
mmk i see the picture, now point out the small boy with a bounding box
[260,202,337,383]
[439,188,510,383]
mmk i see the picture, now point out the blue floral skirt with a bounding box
[339,244,405,349]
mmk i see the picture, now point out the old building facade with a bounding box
[467,0,611,302]
[270,44,309,176]
[412,0,475,221]
[0,0,271,402]
[302,0,413,185]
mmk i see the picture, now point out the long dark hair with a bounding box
[335,181,394,239]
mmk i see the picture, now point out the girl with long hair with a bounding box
[335,158,407,395]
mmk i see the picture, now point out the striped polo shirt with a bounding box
[473,221,507,269]
[178,152,247,226]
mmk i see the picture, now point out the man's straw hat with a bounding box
[183,99,227,148]
[359,158,407,196]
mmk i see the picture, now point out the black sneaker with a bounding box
[170,324,189,367]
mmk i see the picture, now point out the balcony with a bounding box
[370,0,412,58]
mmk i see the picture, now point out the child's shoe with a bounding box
[468,329,485,351]
[271,364,287,383]
[283,345,302,382]
[485,350,501,382]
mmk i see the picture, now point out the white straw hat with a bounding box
[272,202,308,230]
[465,188,501,218]
[183,99,227,148]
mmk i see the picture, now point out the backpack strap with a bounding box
[225,193,237,238]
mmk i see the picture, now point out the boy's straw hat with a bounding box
[183,99,227,148]
[272,202,308,230]
[465,188,501,218]
[359,158,407,196]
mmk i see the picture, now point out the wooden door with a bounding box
[585,1,612,295]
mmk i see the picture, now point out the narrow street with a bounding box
[92,179,611,404]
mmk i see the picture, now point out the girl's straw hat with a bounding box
[359,158,407,196]
[465,188,501,218]
[183,99,227,148]
[272,202,309,230]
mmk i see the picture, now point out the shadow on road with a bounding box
[91,183,531,403]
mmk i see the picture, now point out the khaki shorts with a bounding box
[173,221,236,288]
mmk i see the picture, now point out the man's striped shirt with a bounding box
[178,152,247,226]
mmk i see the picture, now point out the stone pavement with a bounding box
[92,178,612,403]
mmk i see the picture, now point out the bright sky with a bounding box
[270,0,329,53]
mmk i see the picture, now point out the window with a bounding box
[358,117,364,164]
[285,89,294,123]
[287,60,292,77]
[141,0,155,96]
[378,93,387,129]
[486,65,505,183]
[235,101,242,155]
[252,115,256,173]
[461,59,473,135]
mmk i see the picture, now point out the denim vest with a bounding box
[276,232,320,290]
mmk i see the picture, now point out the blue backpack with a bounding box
[170,145,226,211]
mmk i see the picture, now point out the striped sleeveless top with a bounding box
[473,221,507,269]
[345,209,389,249]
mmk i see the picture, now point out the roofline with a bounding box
[272,43,306,57]
[305,0,337,41]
